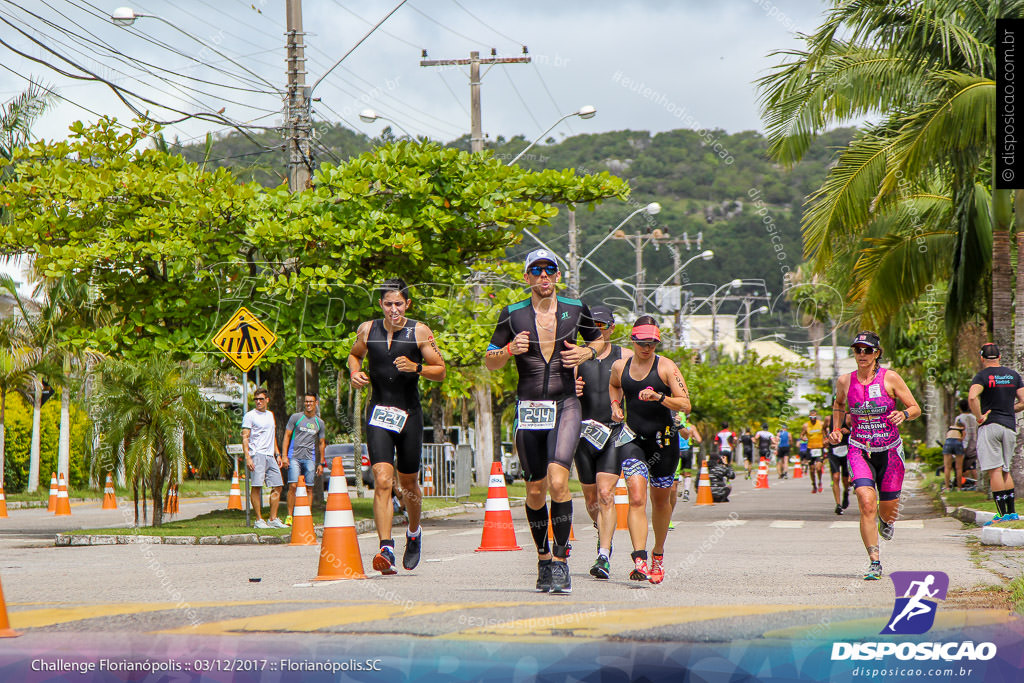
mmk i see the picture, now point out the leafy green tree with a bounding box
[0,317,38,490]
[90,358,232,526]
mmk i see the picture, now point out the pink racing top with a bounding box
[847,367,901,451]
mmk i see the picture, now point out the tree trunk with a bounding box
[335,368,344,431]
[263,363,288,438]
[151,452,165,527]
[27,378,42,492]
[472,381,494,487]
[830,319,839,387]
[58,358,71,487]
[991,188,1013,351]
[811,321,823,379]
[924,381,943,451]
[428,384,446,443]
[294,358,319,413]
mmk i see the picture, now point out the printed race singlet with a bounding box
[847,367,901,451]
[716,430,733,451]
[805,420,824,449]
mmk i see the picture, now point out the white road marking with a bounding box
[769,520,805,529]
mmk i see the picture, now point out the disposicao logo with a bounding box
[882,571,948,635]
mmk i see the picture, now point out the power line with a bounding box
[449,0,522,48]
[501,64,541,132]
[407,1,486,46]
[327,0,422,50]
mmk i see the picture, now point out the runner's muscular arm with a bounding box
[609,359,626,423]
[643,358,690,413]
[829,375,850,444]
[967,383,987,423]
[347,321,372,388]
[394,323,446,381]
[885,370,921,426]
[280,428,293,468]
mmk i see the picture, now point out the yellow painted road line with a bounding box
[447,605,809,642]
[8,601,277,629]
[158,601,568,636]
[763,608,1016,640]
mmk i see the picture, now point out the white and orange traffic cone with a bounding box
[313,458,366,580]
[0,576,18,638]
[694,459,714,506]
[793,457,803,479]
[289,475,317,546]
[614,474,629,530]
[227,464,243,511]
[476,461,522,552]
[0,486,7,518]
[54,473,71,516]
[422,465,435,496]
[755,457,770,489]
[102,472,117,510]
[47,472,57,512]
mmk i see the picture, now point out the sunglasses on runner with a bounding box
[594,321,610,329]
[852,346,875,355]
[527,264,558,276]
[633,341,658,349]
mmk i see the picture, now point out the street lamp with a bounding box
[578,203,661,272]
[358,108,414,139]
[507,105,597,166]
[110,7,280,95]
[737,304,769,357]
[653,249,714,292]
[688,278,743,363]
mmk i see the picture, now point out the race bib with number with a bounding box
[615,424,636,446]
[832,445,848,457]
[580,420,612,449]
[810,448,822,458]
[369,405,408,433]
[517,400,557,430]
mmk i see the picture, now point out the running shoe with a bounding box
[253,519,271,529]
[268,518,288,529]
[864,561,883,581]
[842,488,850,510]
[403,532,421,570]
[648,555,665,584]
[284,515,293,526]
[536,561,553,592]
[590,555,610,580]
[629,557,649,581]
[745,471,751,480]
[372,546,398,575]
[549,561,571,594]
[834,504,843,516]
[879,519,895,541]
[668,521,676,531]
[1005,513,1020,521]
[984,515,1006,526]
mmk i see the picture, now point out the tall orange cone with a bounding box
[227,464,243,510]
[694,459,715,506]
[313,457,366,580]
[54,473,71,516]
[289,475,317,546]
[422,465,435,496]
[0,576,19,638]
[102,472,117,510]
[47,472,57,512]
[476,461,522,551]
[172,485,180,514]
[614,474,629,530]
[754,457,770,489]
[547,507,577,541]
[0,486,7,518]
[793,456,803,479]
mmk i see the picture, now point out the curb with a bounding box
[949,504,1024,546]
[54,502,483,546]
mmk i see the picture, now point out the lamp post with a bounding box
[737,302,769,358]
[358,108,414,138]
[611,227,668,316]
[688,278,743,364]
[658,248,712,346]
[507,105,596,166]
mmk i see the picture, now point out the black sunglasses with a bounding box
[594,321,610,329]
[852,346,875,355]
[527,264,558,276]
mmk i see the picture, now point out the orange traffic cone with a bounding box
[289,475,317,546]
[227,465,243,511]
[476,461,522,551]
[755,457,770,489]
[54,473,71,516]
[172,485,180,514]
[547,507,577,542]
[313,458,366,580]
[102,472,117,510]
[694,459,714,506]
[164,486,172,515]
[47,472,57,512]
[0,576,19,638]
[793,457,803,479]
[422,465,435,496]
[0,486,7,518]
[614,474,628,530]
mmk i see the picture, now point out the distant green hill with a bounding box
[171,124,855,327]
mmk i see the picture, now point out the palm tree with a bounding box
[90,357,232,526]
[0,81,56,161]
[0,318,38,490]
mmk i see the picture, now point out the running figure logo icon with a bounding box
[881,571,949,635]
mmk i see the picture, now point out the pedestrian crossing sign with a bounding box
[213,306,277,372]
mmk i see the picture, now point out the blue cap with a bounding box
[524,248,558,270]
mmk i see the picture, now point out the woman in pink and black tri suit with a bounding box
[829,331,921,581]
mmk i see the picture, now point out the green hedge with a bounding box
[1,390,90,492]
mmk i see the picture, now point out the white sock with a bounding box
[598,547,610,559]
[683,476,692,492]
[407,526,421,538]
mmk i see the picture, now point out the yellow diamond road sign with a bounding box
[213,306,277,372]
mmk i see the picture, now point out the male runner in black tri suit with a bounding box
[348,278,446,574]
[609,316,691,585]
[485,249,603,595]
[573,304,632,580]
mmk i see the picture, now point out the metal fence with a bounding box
[419,442,472,499]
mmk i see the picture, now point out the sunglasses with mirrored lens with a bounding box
[634,341,658,348]
[852,346,875,355]
[594,321,609,329]
[527,264,558,276]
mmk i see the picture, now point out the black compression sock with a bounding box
[1007,490,1017,515]
[550,499,573,548]
[631,549,648,562]
[994,490,1008,516]
[525,503,550,554]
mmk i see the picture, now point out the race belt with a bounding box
[369,405,408,433]
[832,445,848,457]
[615,424,636,446]
[580,419,613,449]
[517,400,557,430]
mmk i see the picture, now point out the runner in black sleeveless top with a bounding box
[485,249,603,595]
[609,316,691,585]
[572,304,631,580]
[348,278,445,575]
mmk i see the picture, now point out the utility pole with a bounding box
[421,51,531,153]
[611,228,666,316]
[286,0,317,411]
[567,209,579,294]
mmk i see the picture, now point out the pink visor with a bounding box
[630,324,661,341]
